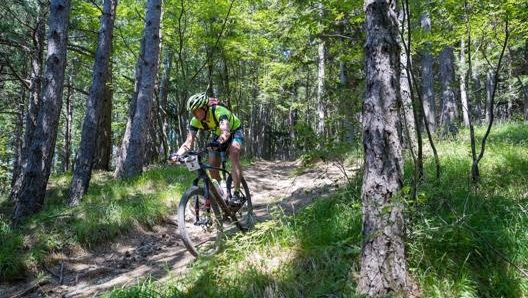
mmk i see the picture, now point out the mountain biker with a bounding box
[171,92,245,204]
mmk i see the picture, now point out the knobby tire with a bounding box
[178,186,224,257]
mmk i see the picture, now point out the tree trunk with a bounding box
[115,0,162,179]
[359,0,408,296]
[398,1,416,149]
[316,37,326,138]
[316,2,326,138]
[11,88,26,190]
[61,71,73,172]
[93,63,113,171]
[460,39,470,127]
[420,10,436,132]
[12,0,71,224]
[68,0,117,205]
[439,46,457,137]
[10,12,46,200]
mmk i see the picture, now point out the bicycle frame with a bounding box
[188,150,237,222]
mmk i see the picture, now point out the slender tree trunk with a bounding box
[10,13,46,200]
[473,75,483,124]
[420,10,436,132]
[69,0,117,205]
[93,63,113,171]
[61,71,73,172]
[460,40,470,127]
[11,89,26,190]
[316,38,326,138]
[359,0,408,296]
[471,23,509,182]
[316,2,326,138]
[115,0,162,179]
[439,46,457,137]
[398,1,416,149]
[12,0,71,224]
[144,96,161,164]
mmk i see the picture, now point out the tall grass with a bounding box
[407,123,528,297]
[1,123,527,297]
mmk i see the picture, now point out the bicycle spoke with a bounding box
[178,187,223,257]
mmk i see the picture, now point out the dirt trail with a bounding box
[0,159,356,298]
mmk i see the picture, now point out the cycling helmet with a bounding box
[187,92,208,111]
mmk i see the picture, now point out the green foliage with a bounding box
[0,113,13,194]
[0,219,25,281]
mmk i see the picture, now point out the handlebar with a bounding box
[168,149,205,163]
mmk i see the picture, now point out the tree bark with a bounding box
[398,1,416,149]
[12,0,71,224]
[420,10,436,132]
[93,62,113,171]
[460,39,470,127]
[68,0,117,205]
[359,0,408,296]
[10,12,46,201]
[61,71,73,173]
[439,46,458,137]
[115,0,162,179]
[316,39,326,137]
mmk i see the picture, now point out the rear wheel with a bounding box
[226,175,255,230]
[178,186,224,257]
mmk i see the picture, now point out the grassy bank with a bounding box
[1,123,527,297]
[104,123,528,298]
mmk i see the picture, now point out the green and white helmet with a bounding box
[186,92,208,111]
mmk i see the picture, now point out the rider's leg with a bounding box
[208,153,221,181]
[229,141,242,191]
[229,128,244,192]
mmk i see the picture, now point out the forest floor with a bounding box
[1,159,358,298]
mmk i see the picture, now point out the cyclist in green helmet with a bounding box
[172,92,245,204]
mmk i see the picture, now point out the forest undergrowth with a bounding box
[0,123,527,297]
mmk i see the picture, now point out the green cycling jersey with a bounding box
[189,105,241,135]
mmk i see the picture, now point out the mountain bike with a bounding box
[174,148,254,257]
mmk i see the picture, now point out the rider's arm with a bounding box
[175,130,197,156]
[217,118,231,144]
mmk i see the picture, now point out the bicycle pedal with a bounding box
[194,218,210,226]
[228,192,245,207]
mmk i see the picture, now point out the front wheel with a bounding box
[177,186,224,257]
[226,176,255,231]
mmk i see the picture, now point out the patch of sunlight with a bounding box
[242,244,298,276]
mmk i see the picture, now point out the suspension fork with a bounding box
[194,178,213,224]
